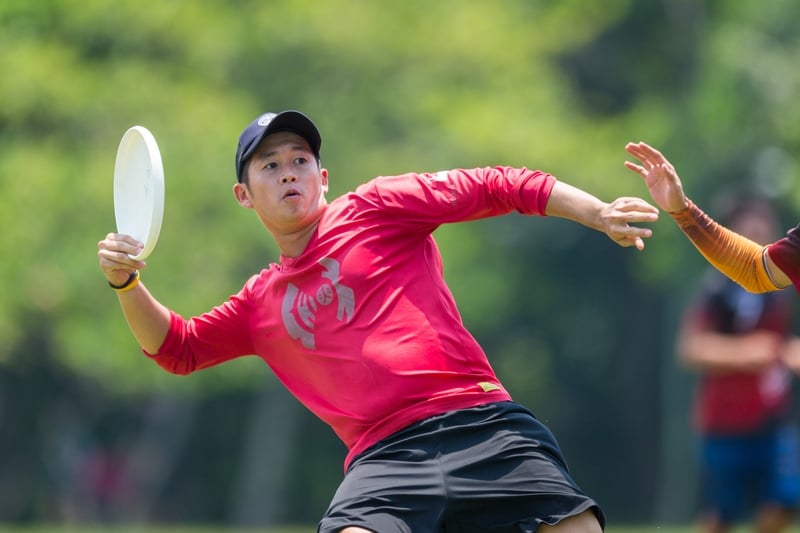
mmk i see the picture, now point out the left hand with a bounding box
[600,196,659,250]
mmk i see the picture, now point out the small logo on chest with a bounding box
[281,257,354,349]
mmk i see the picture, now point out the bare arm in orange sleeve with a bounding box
[624,141,796,293]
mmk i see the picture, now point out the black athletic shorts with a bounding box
[318,401,605,532]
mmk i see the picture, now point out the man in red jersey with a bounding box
[625,141,800,294]
[99,110,659,532]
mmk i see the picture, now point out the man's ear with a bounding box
[321,168,329,193]
[233,182,253,208]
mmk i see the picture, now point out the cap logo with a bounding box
[257,113,276,126]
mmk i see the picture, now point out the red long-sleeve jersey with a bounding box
[147,166,555,469]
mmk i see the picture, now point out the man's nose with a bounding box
[281,174,297,184]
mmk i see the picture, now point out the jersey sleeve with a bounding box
[145,280,258,374]
[357,166,556,225]
[768,223,800,293]
[669,201,781,293]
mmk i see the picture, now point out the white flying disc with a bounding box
[113,125,164,260]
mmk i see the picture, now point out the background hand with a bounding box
[624,142,689,213]
[781,338,800,374]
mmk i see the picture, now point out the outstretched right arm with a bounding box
[624,141,795,293]
[97,233,171,353]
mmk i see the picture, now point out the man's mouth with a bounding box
[283,189,301,199]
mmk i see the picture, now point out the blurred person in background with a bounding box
[675,197,800,532]
[626,143,800,532]
[97,110,661,533]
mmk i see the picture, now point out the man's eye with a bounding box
[294,157,308,165]
[265,162,278,170]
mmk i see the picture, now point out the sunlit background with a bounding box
[2,0,800,530]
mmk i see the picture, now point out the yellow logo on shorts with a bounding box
[478,381,501,392]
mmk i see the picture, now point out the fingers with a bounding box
[612,234,648,251]
[610,217,654,249]
[100,232,143,250]
[624,142,670,176]
[625,141,665,163]
[611,223,654,243]
[610,197,660,218]
[625,142,678,176]
[604,197,659,250]
[98,233,147,282]
[623,161,646,177]
[98,234,145,261]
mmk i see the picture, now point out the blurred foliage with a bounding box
[2,0,800,526]
[0,0,652,388]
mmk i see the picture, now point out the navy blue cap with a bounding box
[235,110,322,182]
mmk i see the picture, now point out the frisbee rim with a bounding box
[113,125,164,261]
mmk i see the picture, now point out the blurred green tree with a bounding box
[1,0,800,526]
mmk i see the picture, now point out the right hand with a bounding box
[97,233,147,287]
[624,142,690,213]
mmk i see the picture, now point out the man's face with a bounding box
[235,131,328,233]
